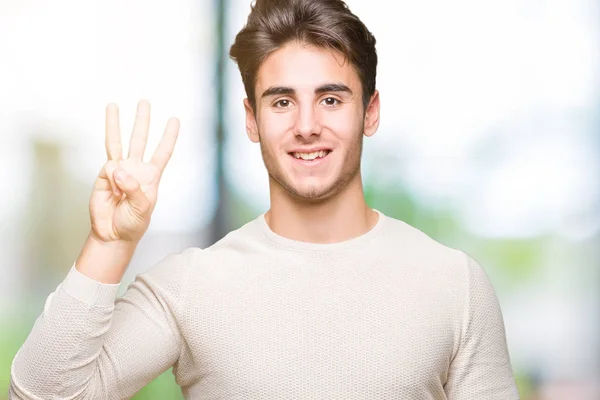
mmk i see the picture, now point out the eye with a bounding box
[321,97,340,107]
[274,99,292,108]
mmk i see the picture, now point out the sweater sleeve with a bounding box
[443,253,520,399]
[9,251,188,400]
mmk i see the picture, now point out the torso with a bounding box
[172,216,466,399]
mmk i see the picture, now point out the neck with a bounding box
[265,175,378,244]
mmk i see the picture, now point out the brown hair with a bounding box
[229,0,377,111]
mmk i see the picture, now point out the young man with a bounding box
[10,0,519,398]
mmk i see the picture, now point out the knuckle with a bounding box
[105,160,118,174]
[130,177,141,190]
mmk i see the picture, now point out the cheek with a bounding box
[321,109,362,139]
[259,112,294,141]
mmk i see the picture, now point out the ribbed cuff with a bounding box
[60,264,121,307]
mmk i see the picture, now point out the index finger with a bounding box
[105,103,123,160]
[150,117,180,172]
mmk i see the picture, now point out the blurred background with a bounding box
[1,0,598,398]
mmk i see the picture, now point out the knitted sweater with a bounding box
[9,210,519,399]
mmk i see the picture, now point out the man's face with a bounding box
[244,41,379,203]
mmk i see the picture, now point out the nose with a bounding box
[293,103,321,139]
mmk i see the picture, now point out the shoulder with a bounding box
[154,216,267,275]
[379,213,500,309]
[133,246,199,289]
[376,213,497,299]
[377,213,468,271]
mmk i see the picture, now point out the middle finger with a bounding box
[105,103,122,161]
[128,99,151,160]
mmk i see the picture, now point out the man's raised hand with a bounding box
[89,100,180,245]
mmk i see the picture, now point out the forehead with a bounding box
[255,41,361,94]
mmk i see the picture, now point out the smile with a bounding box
[290,150,331,161]
[288,150,332,166]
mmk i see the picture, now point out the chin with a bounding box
[288,181,341,203]
[269,167,352,204]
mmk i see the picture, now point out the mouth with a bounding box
[288,149,332,163]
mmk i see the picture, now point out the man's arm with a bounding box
[9,250,188,400]
[444,253,520,399]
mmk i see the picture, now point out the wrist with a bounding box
[88,230,139,251]
[75,232,138,284]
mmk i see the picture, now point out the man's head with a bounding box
[229,0,380,203]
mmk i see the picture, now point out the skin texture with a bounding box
[244,41,381,243]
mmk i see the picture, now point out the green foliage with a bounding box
[0,320,29,400]
[467,237,545,283]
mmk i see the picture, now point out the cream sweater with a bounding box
[9,210,519,399]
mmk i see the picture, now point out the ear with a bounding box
[363,90,380,137]
[244,98,260,143]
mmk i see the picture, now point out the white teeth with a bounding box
[293,150,329,160]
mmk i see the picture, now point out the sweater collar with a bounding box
[255,209,387,253]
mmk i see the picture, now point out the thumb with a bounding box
[114,169,150,215]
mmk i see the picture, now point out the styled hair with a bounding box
[229,0,377,111]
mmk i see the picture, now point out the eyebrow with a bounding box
[260,83,353,99]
